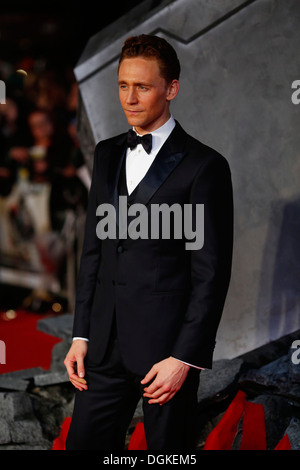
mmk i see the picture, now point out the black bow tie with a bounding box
[127,129,152,154]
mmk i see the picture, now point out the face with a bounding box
[28,111,53,141]
[118,57,179,134]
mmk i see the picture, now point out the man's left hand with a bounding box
[141,356,190,405]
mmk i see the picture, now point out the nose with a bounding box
[126,87,138,105]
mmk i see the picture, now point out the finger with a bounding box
[70,381,85,392]
[69,373,87,385]
[76,356,86,379]
[143,384,166,399]
[148,391,175,405]
[70,378,83,391]
[64,358,76,379]
[141,366,157,385]
[143,381,159,394]
[143,374,167,394]
[70,375,87,385]
[70,377,88,391]
[76,377,87,385]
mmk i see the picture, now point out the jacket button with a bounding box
[117,245,124,253]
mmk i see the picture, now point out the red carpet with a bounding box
[52,419,147,450]
[52,417,72,450]
[53,396,292,451]
[274,433,291,450]
[240,400,266,450]
[0,309,62,373]
[128,422,147,450]
[204,390,246,450]
[204,390,291,450]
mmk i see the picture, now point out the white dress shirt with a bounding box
[73,115,202,370]
[126,115,176,195]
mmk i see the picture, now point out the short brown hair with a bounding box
[118,34,181,83]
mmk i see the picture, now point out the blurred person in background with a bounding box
[22,106,88,312]
[0,54,90,311]
[0,92,32,266]
[0,92,31,197]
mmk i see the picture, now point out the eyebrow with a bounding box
[118,80,152,86]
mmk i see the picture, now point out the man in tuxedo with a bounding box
[64,34,233,450]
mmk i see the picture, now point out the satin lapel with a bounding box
[107,134,127,223]
[133,122,188,207]
[107,123,188,237]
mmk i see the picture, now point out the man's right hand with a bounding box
[64,340,88,391]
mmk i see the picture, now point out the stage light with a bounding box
[4,309,17,321]
[52,302,62,313]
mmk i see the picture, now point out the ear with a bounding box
[166,79,179,101]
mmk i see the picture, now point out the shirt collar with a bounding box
[133,115,176,155]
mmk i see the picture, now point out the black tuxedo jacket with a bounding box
[72,122,233,376]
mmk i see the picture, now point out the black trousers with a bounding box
[66,320,200,451]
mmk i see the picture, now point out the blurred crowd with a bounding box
[0,57,90,313]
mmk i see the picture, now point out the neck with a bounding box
[134,113,171,135]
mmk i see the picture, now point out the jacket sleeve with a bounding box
[171,151,234,369]
[72,143,102,339]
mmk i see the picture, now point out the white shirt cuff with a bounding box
[173,357,205,370]
[72,337,89,342]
